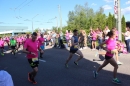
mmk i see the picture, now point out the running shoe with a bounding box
[93,71,98,78]
[117,61,123,65]
[79,48,83,50]
[95,51,99,57]
[28,73,33,82]
[65,64,68,68]
[112,78,121,84]
[74,61,78,66]
[1,53,4,56]
[32,79,37,84]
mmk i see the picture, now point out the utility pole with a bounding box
[58,5,62,30]
[117,0,122,41]
[32,14,39,32]
[55,17,58,31]
[114,0,122,40]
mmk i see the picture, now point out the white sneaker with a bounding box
[79,48,83,50]
[117,61,123,65]
[83,47,87,49]
[95,51,99,57]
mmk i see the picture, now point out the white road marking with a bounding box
[39,59,46,62]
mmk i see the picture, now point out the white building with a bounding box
[0,26,31,35]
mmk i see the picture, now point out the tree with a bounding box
[26,32,31,34]
[34,28,40,33]
[107,12,113,29]
[63,2,126,35]
[121,15,126,41]
[122,15,126,32]
[112,15,116,28]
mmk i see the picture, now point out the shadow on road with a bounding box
[0,46,130,86]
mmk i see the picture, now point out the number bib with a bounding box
[74,45,78,48]
[32,58,38,62]
[111,49,116,54]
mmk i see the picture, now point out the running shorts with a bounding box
[11,46,16,49]
[40,45,44,50]
[105,55,112,60]
[70,46,78,54]
[0,47,4,49]
[28,58,39,68]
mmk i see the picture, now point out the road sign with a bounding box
[114,6,118,14]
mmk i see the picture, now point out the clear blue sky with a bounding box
[0,0,130,30]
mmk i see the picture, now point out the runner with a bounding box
[91,29,97,50]
[65,29,83,68]
[5,36,10,49]
[23,32,43,84]
[24,34,30,44]
[38,34,44,58]
[10,37,17,55]
[0,37,5,56]
[93,30,121,84]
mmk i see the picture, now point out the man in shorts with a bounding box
[65,29,83,68]
[38,34,44,58]
[23,32,43,84]
[10,37,17,55]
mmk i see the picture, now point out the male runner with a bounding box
[38,34,44,58]
[23,32,43,84]
[65,29,83,68]
[10,37,17,55]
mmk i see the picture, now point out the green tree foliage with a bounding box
[61,2,126,37]
[112,14,116,28]
[65,3,116,34]
[34,28,40,33]
[121,15,126,41]
[122,15,126,32]
[25,32,32,34]
[107,12,113,29]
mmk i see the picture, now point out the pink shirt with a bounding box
[0,40,4,47]
[17,38,22,43]
[19,38,22,43]
[24,39,39,59]
[5,38,9,42]
[37,36,41,40]
[38,37,44,46]
[120,43,124,50]
[105,38,116,57]
[21,37,25,41]
[24,38,30,44]
[66,32,70,40]
[92,32,97,40]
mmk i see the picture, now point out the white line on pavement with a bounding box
[39,59,46,62]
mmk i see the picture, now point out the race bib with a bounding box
[111,49,116,54]
[74,45,78,48]
[32,58,38,62]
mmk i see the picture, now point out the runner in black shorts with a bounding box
[23,32,43,84]
[10,37,17,55]
[93,30,121,84]
[65,29,83,68]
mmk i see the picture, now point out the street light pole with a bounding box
[55,17,58,31]
[58,5,62,30]
[117,0,122,41]
[114,0,122,40]
[32,14,39,32]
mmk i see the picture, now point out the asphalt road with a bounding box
[0,46,130,86]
